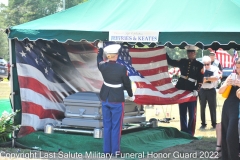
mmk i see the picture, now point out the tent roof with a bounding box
[8,0,240,46]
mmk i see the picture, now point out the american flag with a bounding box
[215,48,233,68]
[232,50,239,71]
[15,39,102,137]
[117,46,196,105]
[15,40,196,137]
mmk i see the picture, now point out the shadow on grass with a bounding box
[159,137,217,160]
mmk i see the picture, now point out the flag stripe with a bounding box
[22,101,64,119]
[137,65,168,76]
[18,126,35,138]
[215,49,232,68]
[143,72,169,82]
[17,63,73,93]
[132,60,168,72]
[20,88,65,111]
[131,54,167,64]
[134,87,191,98]
[20,113,60,130]
[130,47,165,54]
[135,95,196,105]
[151,78,172,88]
[18,76,63,103]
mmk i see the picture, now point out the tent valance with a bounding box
[9,30,240,47]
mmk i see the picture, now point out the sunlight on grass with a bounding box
[2,78,8,82]
[0,81,11,100]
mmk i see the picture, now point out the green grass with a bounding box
[0,99,12,113]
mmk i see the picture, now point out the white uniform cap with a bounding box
[185,45,199,51]
[104,44,121,55]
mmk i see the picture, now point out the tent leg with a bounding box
[12,131,15,148]
[8,38,15,148]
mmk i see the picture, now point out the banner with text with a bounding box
[109,31,159,42]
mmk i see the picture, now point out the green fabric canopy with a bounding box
[8,0,240,45]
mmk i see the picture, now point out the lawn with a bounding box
[0,80,222,160]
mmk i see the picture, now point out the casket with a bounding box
[61,92,145,128]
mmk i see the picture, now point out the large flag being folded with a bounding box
[15,40,195,137]
[118,46,196,105]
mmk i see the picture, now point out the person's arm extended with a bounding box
[122,67,133,97]
[218,75,232,94]
[166,53,181,67]
[97,48,104,69]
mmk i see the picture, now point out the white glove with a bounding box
[97,41,103,48]
[128,96,135,101]
[193,90,198,97]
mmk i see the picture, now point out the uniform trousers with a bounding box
[102,99,124,155]
[179,101,197,136]
[199,88,217,127]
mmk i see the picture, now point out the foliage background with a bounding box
[0,0,87,61]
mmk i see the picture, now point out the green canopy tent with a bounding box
[6,0,240,147]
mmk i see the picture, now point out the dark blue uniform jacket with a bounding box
[97,48,133,102]
[167,54,204,91]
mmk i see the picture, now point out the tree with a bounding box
[0,0,87,60]
[65,0,88,9]
[0,3,8,60]
[3,0,87,26]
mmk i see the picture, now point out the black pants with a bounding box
[199,88,216,127]
[221,102,239,160]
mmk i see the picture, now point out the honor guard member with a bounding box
[166,45,204,136]
[97,42,134,155]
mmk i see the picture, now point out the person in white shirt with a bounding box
[199,56,220,129]
[209,52,222,86]
[209,52,222,72]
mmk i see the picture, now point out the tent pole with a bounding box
[62,0,65,11]
[8,38,15,148]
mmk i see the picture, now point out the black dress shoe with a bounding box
[199,125,206,129]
